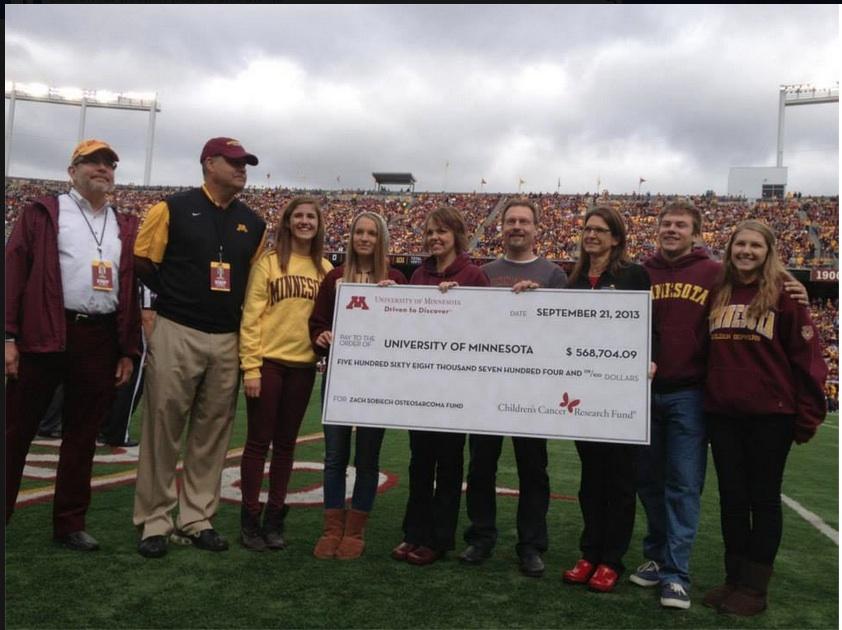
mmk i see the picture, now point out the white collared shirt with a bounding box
[57,189,122,314]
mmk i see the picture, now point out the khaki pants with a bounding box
[133,315,240,539]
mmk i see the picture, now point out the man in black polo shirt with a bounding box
[132,137,266,558]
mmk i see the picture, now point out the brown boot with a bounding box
[718,560,772,616]
[703,553,742,609]
[334,509,369,560]
[312,509,345,559]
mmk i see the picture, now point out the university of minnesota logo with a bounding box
[346,296,369,310]
[236,223,248,232]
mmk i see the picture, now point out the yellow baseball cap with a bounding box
[71,139,119,164]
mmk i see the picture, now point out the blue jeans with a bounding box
[322,423,385,512]
[636,387,707,588]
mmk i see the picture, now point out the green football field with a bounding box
[6,385,838,629]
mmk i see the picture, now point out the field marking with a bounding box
[781,494,838,545]
[17,431,327,507]
[18,429,578,507]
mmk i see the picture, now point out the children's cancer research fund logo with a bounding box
[346,295,370,310]
[559,391,581,412]
[497,391,584,417]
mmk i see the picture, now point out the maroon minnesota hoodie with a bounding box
[704,283,827,443]
[644,248,722,392]
[410,253,490,288]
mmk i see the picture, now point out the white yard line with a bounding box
[781,494,839,545]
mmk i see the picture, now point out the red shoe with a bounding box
[406,545,442,566]
[588,564,619,593]
[563,558,596,584]
[391,541,417,561]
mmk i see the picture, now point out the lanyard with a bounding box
[70,194,109,259]
[213,209,229,264]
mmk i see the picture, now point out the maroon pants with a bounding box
[240,361,315,517]
[5,314,119,536]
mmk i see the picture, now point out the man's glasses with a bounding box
[74,156,117,170]
[583,226,611,235]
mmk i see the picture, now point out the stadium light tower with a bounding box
[4,82,161,185]
[776,82,838,167]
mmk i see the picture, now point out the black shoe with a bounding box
[174,528,229,552]
[240,506,267,552]
[459,544,492,565]
[54,530,99,551]
[262,505,289,550]
[138,535,168,558]
[519,551,545,577]
[38,429,62,439]
[101,438,139,447]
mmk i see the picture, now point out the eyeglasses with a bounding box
[74,156,117,170]
[583,226,611,235]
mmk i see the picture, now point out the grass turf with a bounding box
[6,385,838,629]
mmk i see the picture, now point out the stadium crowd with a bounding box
[6,179,837,268]
[811,298,839,410]
[5,178,838,403]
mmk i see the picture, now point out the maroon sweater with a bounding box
[704,283,827,443]
[5,195,141,358]
[644,248,722,392]
[309,265,408,356]
[410,253,490,289]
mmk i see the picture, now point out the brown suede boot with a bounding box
[312,509,345,559]
[718,560,772,616]
[334,509,369,560]
[703,553,742,609]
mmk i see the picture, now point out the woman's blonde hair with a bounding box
[711,220,793,320]
[343,211,391,283]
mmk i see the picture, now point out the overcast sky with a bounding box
[5,4,839,194]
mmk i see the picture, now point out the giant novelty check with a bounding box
[323,284,652,444]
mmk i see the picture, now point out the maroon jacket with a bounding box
[309,265,408,357]
[5,195,141,358]
[410,253,490,289]
[644,248,722,392]
[704,283,827,443]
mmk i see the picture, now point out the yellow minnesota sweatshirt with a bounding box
[240,251,333,379]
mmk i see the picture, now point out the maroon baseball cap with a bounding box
[199,137,258,166]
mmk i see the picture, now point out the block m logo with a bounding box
[345,296,370,310]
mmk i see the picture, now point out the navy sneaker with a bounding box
[660,582,691,610]
[629,560,661,587]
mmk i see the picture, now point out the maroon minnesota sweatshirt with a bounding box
[410,253,490,288]
[644,248,722,392]
[704,283,827,443]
